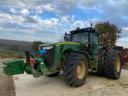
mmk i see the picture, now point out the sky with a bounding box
[0,0,128,47]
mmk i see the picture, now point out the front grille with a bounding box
[42,47,54,67]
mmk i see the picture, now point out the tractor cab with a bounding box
[70,28,99,43]
[70,28,99,55]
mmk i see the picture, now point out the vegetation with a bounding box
[95,22,121,47]
[0,39,32,52]
[32,41,45,51]
[0,39,31,58]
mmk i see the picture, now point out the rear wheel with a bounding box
[62,52,88,87]
[104,51,121,79]
[96,49,106,76]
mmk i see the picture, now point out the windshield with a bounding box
[72,32,88,44]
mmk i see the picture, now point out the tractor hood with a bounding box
[55,42,80,45]
[39,43,54,47]
[39,42,81,54]
[39,42,80,47]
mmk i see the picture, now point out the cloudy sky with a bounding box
[0,0,128,47]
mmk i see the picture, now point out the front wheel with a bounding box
[62,52,88,87]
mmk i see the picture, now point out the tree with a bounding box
[95,21,121,47]
[32,41,45,51]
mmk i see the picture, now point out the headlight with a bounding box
[43,46,53,50]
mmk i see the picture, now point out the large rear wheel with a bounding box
[62,52,88,87]
[104,51,121,79]
[96,49,106,76]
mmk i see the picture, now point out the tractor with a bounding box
[113,46,128,68]
[3,27,121,87]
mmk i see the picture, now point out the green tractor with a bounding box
[3,27,121,87]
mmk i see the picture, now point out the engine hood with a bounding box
[39,43,54,47]
[39,42,80,47]
[55,41,80,45]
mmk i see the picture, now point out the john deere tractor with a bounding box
[3,27,121,87]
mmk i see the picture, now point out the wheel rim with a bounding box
[115,56,121,72]
[76,60,86,79]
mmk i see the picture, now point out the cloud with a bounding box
[0,10,62,42]
[104,0,128,16]
[1,0,128,18]
[0,0,128,44]
[21,9,29,16]
[73,20,84,28]
[31,15,56,26]
[116,40,128,48]
[0,13,25,24]
[24,16,37,24]
[61,16,70,22]
[0,0,41,8]
[116,27,128,48]
[78,0,101,8]
[51,18,59,25]
[42,4,56,11]
[0,26,62,42]
[121,27,128,38]
[10,8,16,14]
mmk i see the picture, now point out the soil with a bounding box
[0,59,128,96]
[0,59,16,96]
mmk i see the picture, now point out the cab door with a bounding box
[89,33,99,56]
[89,33,99,72]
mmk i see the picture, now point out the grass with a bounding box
[0,50,24,59]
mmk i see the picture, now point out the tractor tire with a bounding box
[104,50,121,79]
[47,72,59,77]
[96,49,106,76]
[62,52,88,87]
[113,46,123,51]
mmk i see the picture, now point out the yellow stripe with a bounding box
[56,42,80,45]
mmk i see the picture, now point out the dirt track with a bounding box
[1,59,128,96]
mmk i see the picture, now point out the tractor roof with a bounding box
[70,27,97,34]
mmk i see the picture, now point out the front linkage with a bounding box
[3,50,49,78]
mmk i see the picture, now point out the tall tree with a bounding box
[32,41,44,51]
[95,22,121,47]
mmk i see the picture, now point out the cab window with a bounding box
[90,33,98,45]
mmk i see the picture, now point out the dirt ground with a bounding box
[0,59,16,96]
[1,59,128,96]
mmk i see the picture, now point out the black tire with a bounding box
[62,52,88,87]
[113,46,123,51]
[47,72,59,77]
[96,49,106,76]
[104,50,121,79]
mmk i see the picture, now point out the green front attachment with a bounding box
[3,58,57,77]
[3,59,26,76]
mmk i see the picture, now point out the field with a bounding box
[0,59,128,96]
[0,50,24,59]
